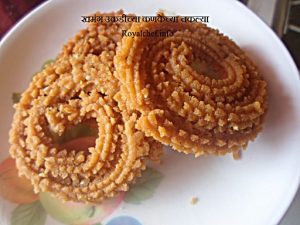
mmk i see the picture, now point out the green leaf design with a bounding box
[11,201,47,225]
[41,59,55,70]
[31,59,55,79]
[51,123,97,145]
[124,167,164,204]
[39,192,117,225]
[88,206,96,218]
[12,58,55,105]
[12,92,21,104]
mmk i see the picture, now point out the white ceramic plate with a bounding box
[0,0,300,225]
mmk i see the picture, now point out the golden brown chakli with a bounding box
[114,17,268,157]
[9,10,268,204]
[9,11,162,203]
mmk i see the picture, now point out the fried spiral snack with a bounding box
[59,10,135,97]
[9,11,162,203]
[114,18,268,156]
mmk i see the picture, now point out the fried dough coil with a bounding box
[114,18,268,156]
[9,11,162,203]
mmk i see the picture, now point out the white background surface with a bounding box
[247,1,300,224]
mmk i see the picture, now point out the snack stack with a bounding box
[9,11,268,203]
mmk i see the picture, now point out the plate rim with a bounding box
[0,1,299,225]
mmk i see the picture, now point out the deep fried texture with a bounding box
[59,10,134,97]
[9,11,162,203]
[114,18,268,156]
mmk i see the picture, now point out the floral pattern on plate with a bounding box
[0,156,163,225]
[0,59,164,225]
